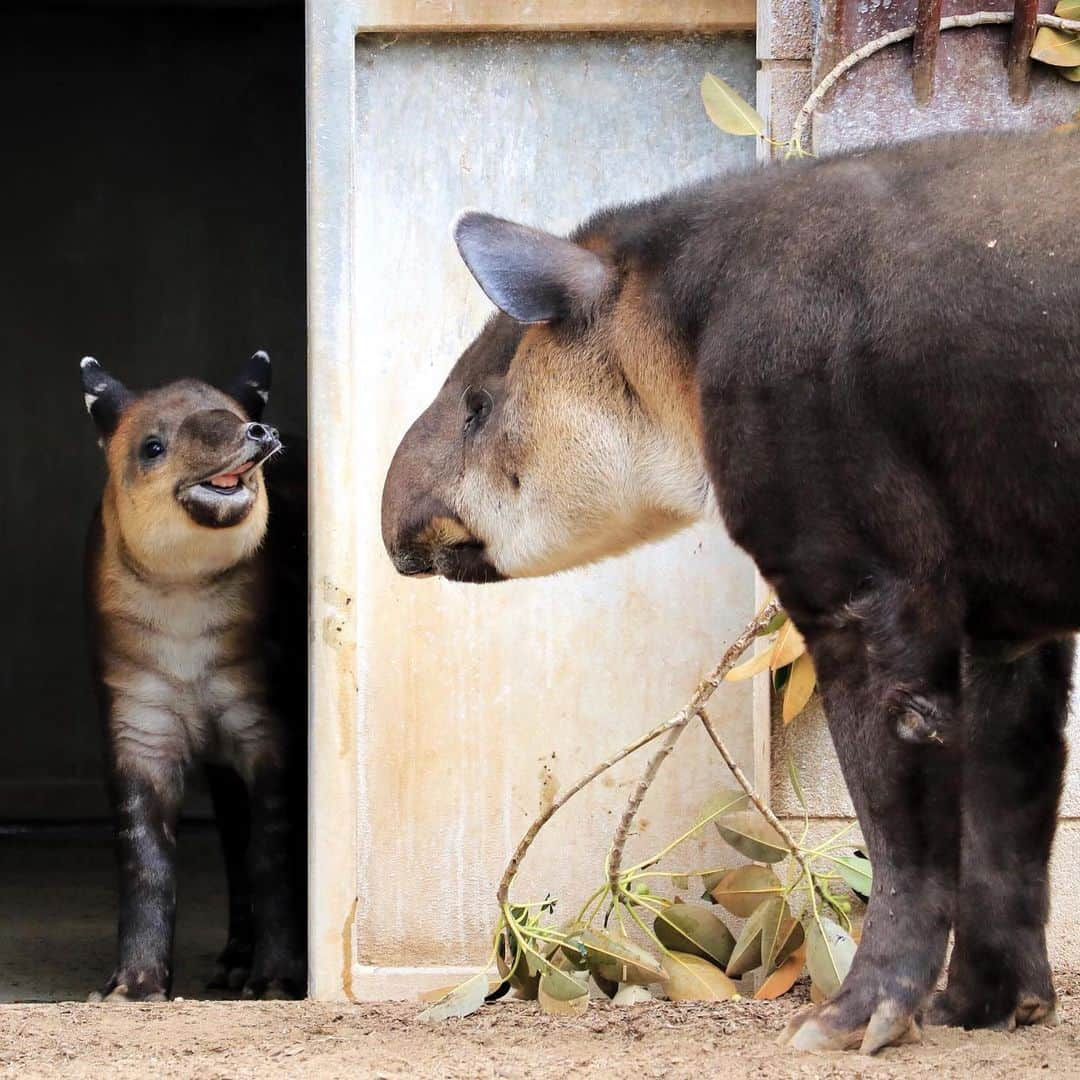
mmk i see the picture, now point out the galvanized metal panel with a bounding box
[345,31,759,995]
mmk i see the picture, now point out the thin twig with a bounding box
[496,715,707,903]
[498,601,780,906]
[696,705,816,890]
[606,601,781,889]
[791,11,1080,149]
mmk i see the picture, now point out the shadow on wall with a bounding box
[0,3,306,820]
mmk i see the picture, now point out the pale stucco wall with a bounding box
[348,32,760,995]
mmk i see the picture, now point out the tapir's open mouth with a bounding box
[427,540,506,583]
[199,460,255,495]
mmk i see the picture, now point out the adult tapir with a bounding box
[381,129,1080,1053]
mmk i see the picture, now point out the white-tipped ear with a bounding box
[453,211,611,324]
[227,350,272,420]
[80,356,133,438]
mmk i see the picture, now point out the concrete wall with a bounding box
[0,6,306,820]
[347,31,759,993]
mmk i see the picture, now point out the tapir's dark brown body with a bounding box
[383,130,1080,1052]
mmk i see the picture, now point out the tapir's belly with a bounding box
[709,369,1080,650]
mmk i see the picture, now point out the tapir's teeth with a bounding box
[207,461,254,489]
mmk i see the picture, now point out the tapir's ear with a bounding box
[227,350,271,420]
[453,212,611,324]
[80,357,134,440]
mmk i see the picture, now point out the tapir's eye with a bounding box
[463,388,493,436]
[141,436,166,461]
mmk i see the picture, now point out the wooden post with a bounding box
[1007,0,1040,104]
[911,0,943,105]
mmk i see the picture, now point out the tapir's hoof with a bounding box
[242,975,302,1001]
[779,999,921,1055]
[208,964,250,991]
[925,987,1059,1030]
[88,981,168,1004]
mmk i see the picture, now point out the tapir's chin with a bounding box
[393,541,506,584]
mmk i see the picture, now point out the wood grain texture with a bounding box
[353,0,756,32]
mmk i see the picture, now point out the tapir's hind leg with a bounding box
[925,638,1071,1030]
[205,764,255,992]
[779,616,961,1053]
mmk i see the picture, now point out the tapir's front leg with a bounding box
[93,759,184,1002]
[779,616,961,1054]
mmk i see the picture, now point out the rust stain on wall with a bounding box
[321,577,358,759]
[341,895,359,1003]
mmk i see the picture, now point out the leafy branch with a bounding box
[419,602,868,1021]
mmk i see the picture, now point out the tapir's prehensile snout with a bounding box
[381,409,506,584]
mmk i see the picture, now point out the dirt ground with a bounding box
[2,976,1080,1080]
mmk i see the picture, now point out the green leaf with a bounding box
[726,900,775,977]
[580,930,667,986]
[772,664,791,693]
[417,970,491,1022]
[760,899,805,974]
[653,904,736,967]
[716,811,789,863]
[700,73,765,137]
[495,930,540,998]
[709,865,784,918]
[1055,0,1080,18]
[691,788,750,833]
[805,917,857,999]
[538,968,589,1016]
[662,951,741,1001]
[757,609,789,637]
[828,854,873,899]
[1062,65,1080,81]
[1031,26,1080,66]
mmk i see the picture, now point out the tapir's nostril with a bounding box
[247,422,277,443]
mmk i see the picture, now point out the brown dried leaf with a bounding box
[1031,26,1080,67]
[782,652,817,723]
[754,943,807,1000]
[770,620,807,670]
[724,647,774,682]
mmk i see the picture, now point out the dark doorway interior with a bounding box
[0,2,306,1000]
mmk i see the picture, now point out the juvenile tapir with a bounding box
[81,353,306,1001]
[382,130,1080,1053]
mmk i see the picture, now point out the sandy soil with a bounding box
[2,976,1080,1079]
